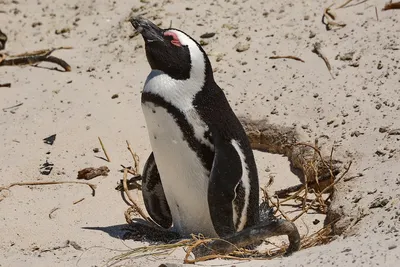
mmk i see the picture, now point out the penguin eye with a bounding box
[164,31,182,47]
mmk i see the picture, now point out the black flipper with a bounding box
[194,218,301,257]
[142,153,173,229]
[206,133,300,256]
[208,139,243,237]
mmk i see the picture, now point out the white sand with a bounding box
[1,0,399,266]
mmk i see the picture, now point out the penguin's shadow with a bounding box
[81,224,130,239]
[81,218,149,240]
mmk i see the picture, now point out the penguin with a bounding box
[0,30,7,51]
[129,17,300,255]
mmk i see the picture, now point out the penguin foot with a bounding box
[123,222,180,243]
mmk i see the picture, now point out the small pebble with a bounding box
[235,42,250,52]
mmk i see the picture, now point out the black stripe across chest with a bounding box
[142,92,214,172]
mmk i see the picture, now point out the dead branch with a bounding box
[123,168,151,222]
[73,198,85,205]
[0,180,97,198]
[269,56,305,63]
[291,161,352,222]
[0,47,72,71]
[279,186,306,204]
[382,1,400,10]
[126,140,140,174]
[292,142,336,181]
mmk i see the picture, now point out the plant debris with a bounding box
[73,198,85,205]
[0,47,72,71]
[382,1,400,10]
[0,180,97,202]
[122,141,152,223]
[48,207,60,219]
[2,102,23,112]
[0,83,11,88]
[0,30,71,73]
[116,136,352,264]
[312,42,334,78]
[98,137,111,162]
[269,55,305,63]
[77,166,110,180]
[322,5,346,30]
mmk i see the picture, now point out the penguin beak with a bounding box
[130,16,164,43]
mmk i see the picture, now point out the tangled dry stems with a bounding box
[114,140,351,265]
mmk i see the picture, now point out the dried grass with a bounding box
[111,140,352,265]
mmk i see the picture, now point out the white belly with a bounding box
[142,101,218,237]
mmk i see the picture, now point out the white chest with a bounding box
[142,101,217,237]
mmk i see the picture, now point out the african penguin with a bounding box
[130,17,300,255]
[0,30,7,51]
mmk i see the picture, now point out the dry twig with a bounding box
[0,180,97,199]
[337,0,354,9]
[126,140,140,174]
[119,141,151,223]
[0,47,72,71]
[109,218,337,265]
[269,56,305,63]
[98,137,111,162]
[123,168,150,222]
[291,161,352,222]
[112,140,350,264]
[261,187,292,221]
[49,207,60,219]
[73,198,85,205]
[312,42,334,78]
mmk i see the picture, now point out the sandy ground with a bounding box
[1,0,399,266]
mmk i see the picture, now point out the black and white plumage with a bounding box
[130,17,300,255]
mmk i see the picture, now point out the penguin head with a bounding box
[131,17,211,81]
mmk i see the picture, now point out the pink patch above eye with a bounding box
[164,31,182,47]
